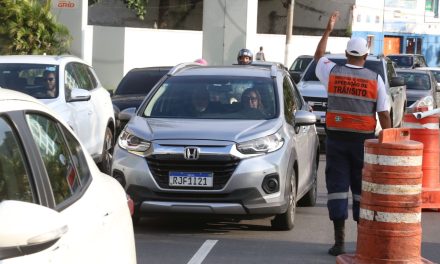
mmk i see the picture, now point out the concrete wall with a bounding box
[89,26,348,90]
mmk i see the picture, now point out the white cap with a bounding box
[346,37,369,56]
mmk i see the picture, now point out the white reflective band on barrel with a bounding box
[362,181,422,195]
[360,208,421,223]
[403,122,439,129]
[364,153,422,166]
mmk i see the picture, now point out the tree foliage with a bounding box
[0,0,72,55]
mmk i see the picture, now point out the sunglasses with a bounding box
[46,77,55,82]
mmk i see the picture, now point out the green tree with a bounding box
[0,0,71,55]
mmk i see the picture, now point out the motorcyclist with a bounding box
[237,48,253,65]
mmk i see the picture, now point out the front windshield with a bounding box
[290,57,313,72]
[302,58,385,82]
[143,76,277,120]
[398,72,431,90]
[0,63,59,99]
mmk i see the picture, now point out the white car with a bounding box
[0,89,136,264]
[0,55,115,174]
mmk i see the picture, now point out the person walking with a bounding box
[314,11,391,256]
[255,46,266,61]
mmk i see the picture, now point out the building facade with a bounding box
[352,0,440,66]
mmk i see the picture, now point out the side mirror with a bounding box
[294,109,317,126]
[390,76,405,87]
[69,88,91,102]
[0,200,68,260]
[118,107,136,122]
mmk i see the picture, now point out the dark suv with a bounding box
[112,66,171,134]
[387,54,427,69]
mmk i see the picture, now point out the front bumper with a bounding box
[111,140,292,216]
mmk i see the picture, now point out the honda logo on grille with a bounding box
[184,147,200,160]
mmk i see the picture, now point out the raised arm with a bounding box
[314,11,339,61]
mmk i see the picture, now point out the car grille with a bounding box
[146,154,240,190]
[303,96,328,112]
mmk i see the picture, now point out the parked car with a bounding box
[0,55,116,174]
[0,88,136,264]
[112,66,172,135]
[396,68,439,107]
[289,55,313,83]
[112,63,320,230]
[297,54,407,143]
[387,54,428,69]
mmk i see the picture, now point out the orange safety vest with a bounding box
[326,65,378,134]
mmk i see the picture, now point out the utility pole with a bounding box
[284,0,294,66]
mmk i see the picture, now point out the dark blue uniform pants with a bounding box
[325,137,365,222]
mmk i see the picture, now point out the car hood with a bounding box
[125,116,282,143]
[406,89,430,102]
[112,94,146,111]
[297,81,327,98]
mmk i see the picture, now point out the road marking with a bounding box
[187,239,218,264]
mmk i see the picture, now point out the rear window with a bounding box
[114,68,169,95]
[387,56,414,68]
[302,58,384,82]
[142,75,277,120]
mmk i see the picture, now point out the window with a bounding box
[62,126,91,184]
[65,63,80,101]
[26,114,81,206]
[426,0,439,17]
[73,63,97,91]
[0,116,33,202]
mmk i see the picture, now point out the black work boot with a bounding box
[328,219,346,256]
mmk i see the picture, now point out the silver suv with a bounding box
[111,63,320,230]
[297,54,406,143]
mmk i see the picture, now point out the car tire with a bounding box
[271,170,296,231]
[298,154,318,207]
[99,127,113,174]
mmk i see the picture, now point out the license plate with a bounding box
[169,172,213,187]
[320,116,326,123]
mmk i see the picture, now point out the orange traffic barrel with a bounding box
[337,128,434,264]
[403,112,439,130]
[410,129,440,188]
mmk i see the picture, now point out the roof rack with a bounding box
[167,62,203,76]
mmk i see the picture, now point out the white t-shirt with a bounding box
[315,57,389,112]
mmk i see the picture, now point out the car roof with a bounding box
[128,66,172,73]
[324,53,383,62]
[0,55,86,65]
[171,65,274,78]
[396,69,431,74]
[417,67,440,71]
[387,54,424,57]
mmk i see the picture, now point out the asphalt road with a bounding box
[134,154,440,264]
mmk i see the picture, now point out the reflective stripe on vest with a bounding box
[327,66,378,134]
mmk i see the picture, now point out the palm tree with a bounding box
[0,0,71,55]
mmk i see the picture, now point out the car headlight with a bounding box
[118,131,151,157]
[410,95,434,110]
[237,132,284,154]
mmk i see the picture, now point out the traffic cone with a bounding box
[336,128,434,264]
